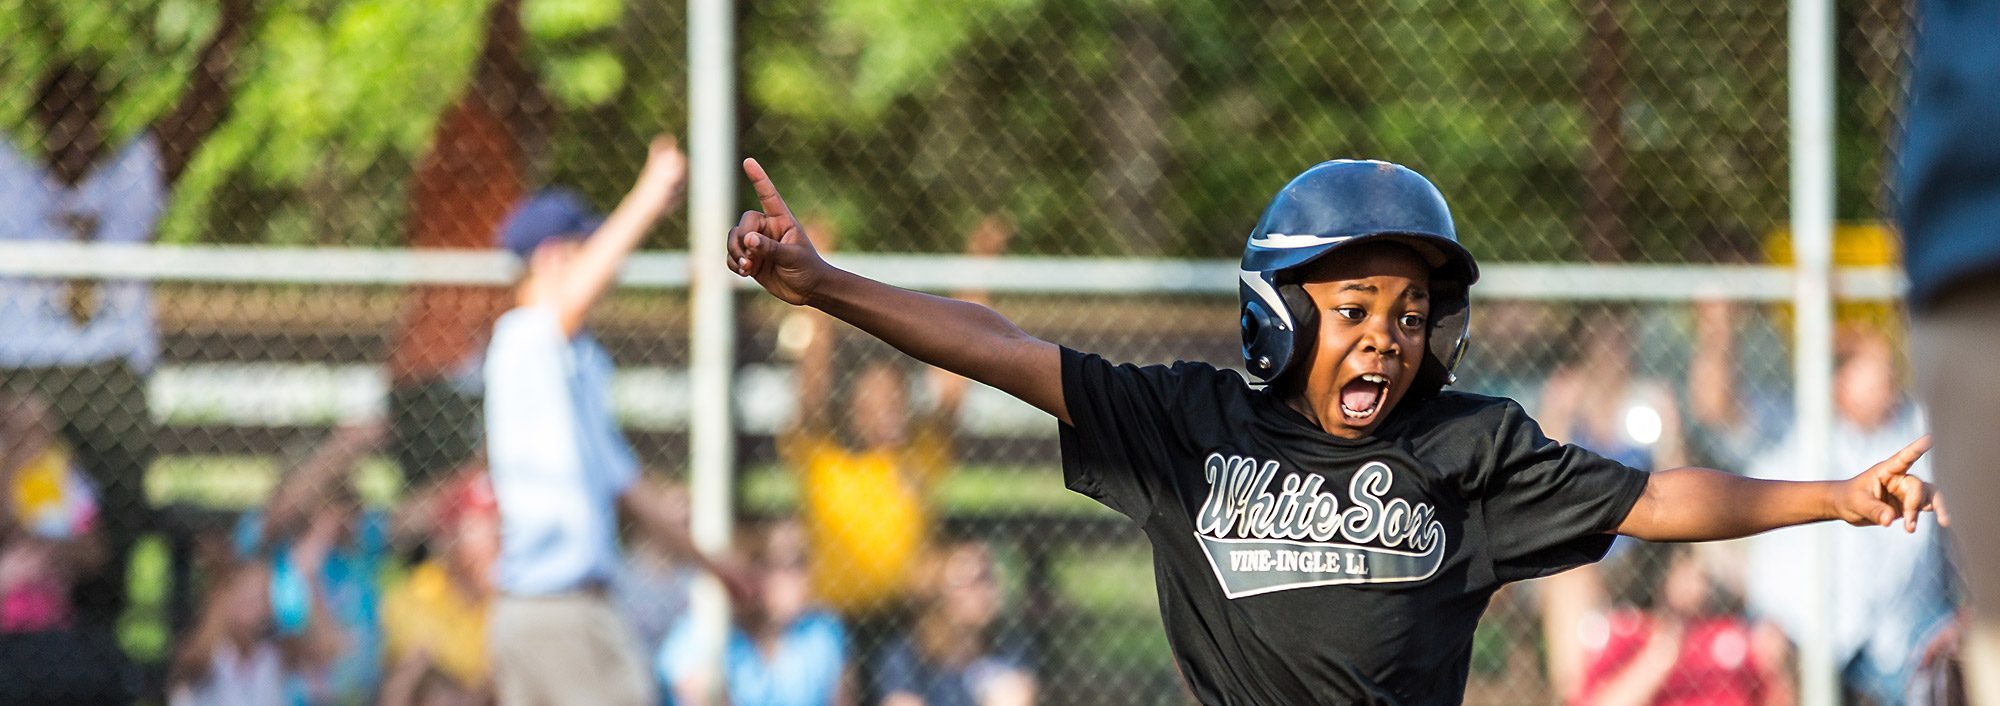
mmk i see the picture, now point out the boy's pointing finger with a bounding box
[743,158,794,220]
[1896,435,1932,466]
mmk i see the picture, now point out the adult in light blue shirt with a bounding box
[482,139,699,706]
[485,304,638,595]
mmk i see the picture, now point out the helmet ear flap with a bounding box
[1256,282,1320,388]
[1240,278,1318,383]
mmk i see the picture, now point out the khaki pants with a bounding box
[1913,276,2000,706]
[489,593,656,706]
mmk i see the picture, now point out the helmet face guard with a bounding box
[1238,160,1481,392]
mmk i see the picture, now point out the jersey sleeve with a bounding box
[1477,400,1650,583]
[1058,347,1231,524]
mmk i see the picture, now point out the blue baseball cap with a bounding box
[498,189,606,259]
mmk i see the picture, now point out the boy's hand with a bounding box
[633,137,688,212]
[1836,435,1947,532]
[729,158,830,306]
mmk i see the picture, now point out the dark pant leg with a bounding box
[0,628,142,705]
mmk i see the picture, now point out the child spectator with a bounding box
[168,561,288,706]
[658,519,850,706]
[0,391,106,633]
[381,467,502,704]
[877,540,1036,706]
[168,558,343,706]
[1574,543,1791,706]
[0,390,136,703]
[234,422,446,704]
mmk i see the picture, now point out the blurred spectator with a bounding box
[658,519,851,706]
[380,468,502,705]
[384,0,544,492]
[234,422,444,704]
[1537,308,1689,473]
[1573,543,1791,706]
[0,391,105,632]
[780,216,1009,679]
[877,540,1036,706]
[168,559,342,706]
[614,477,701,655]
[1534,308,1689,698]
[1701,320,1959,705]
[0,0,254,630]
[484,140,736,706]
[0,390,137,704]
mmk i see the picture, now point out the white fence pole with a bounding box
[686,0,737,688]
[1789,0,1839,702]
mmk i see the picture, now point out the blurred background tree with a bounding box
[0,0,1902,260]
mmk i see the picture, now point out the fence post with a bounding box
[1788,0,1838,702]
[686,0,738,689]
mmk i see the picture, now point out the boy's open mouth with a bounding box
[1339,373,1391,421]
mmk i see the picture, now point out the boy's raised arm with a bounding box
[727,159,1067,423]
[1616,435,1946,541]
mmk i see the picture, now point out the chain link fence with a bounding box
[0,0,1960,705]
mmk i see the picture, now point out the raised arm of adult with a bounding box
[727,159,1067,423]
[548,136,687,336]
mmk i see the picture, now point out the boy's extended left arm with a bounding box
[728,158,1066,423]
[1616,435,1945,541]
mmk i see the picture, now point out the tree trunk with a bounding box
[1581,0,1629,263]
[1095,13,1174,256]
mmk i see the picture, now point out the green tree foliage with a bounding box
[0,0,1901,259]
[741,0,1901,262]
[0,0,672,246]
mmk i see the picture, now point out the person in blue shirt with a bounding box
[877,540,1035,706]
[483,137,731,706]
[1898,2,2000,702]
[233,423,405,705]
[659,519,851,706]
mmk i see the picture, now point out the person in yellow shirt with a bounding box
[780,215,1011,677]
[380,468,502,704]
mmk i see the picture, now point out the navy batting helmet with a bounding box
[1239,159,1480,390]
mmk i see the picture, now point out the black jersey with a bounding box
[1058,348,1649,705]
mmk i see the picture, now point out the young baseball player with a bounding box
[725,158,1944,704]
